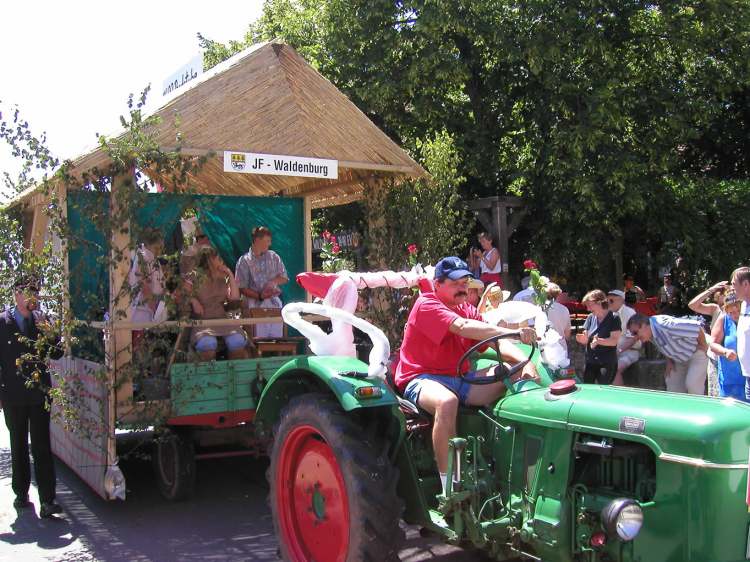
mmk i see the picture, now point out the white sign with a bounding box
[162,54,203,98]
[223,151,339,180]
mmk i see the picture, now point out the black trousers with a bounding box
[3,403,56,503]
[583,361,618,385]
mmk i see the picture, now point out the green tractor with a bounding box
[254,304,750,562]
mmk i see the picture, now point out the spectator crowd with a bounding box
[506,263,750,401]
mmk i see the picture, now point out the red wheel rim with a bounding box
[276,425,350,562]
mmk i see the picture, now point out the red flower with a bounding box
[330,235,337,244]
[332,244,341,254]
[407,243,418,255]
[523,259,539,270]
[322,230,331,240]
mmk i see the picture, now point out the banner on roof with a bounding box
[162,54,203,98]
[223,151,339,180]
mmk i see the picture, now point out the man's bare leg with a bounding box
[465,379,507,405]
[415,379,459,474]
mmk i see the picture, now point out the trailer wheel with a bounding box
[269,393,403,562]
[153,430,196,501]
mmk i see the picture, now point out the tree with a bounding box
[201,1,750,290]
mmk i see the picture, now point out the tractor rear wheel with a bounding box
[153,429,196,501]
[269,393,403,562]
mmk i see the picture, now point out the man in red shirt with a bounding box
[395,257,538,492]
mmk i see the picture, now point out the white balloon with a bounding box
[282,302,391,379]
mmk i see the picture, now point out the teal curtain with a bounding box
[66,191,305,320]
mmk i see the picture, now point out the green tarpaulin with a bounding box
[67,190,305,319]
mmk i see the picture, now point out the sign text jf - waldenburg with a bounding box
[223,151,339,179]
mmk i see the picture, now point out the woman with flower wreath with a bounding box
[473,232,503,287]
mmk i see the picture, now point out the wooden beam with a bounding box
[156,146,421,176]
[106,174,133,424]
[507,207,528,235]
[285,174,374,199]
[468,195,524,210]
[310,190,366,209]
[473,209,493,234]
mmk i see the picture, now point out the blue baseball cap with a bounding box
[435,256,475,281]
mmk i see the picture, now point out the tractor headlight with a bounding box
[601,498,643,542]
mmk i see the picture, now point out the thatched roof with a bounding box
[11,41,424,209]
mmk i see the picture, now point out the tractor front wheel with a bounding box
[269,393,403,562]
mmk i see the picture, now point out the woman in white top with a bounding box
[474,232,503,287]
[128,228,165,324]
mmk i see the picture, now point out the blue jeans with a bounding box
[404,372,484,407]
[195,332,247,353]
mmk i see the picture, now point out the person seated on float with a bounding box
[235,226,289,339]
[128,227,165,324]
[185,247,248,361]
[394,257,538,494]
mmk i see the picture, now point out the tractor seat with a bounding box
[385,368,432,420]
[385,368,493,420]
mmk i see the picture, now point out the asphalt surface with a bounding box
[0,418,476,562]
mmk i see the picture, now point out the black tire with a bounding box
[153,430,196,501]
[269,393,404,562]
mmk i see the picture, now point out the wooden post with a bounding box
[613,232,624,291]
[493,201,511,290]
[303,195,312,300]
[106,174,133,426]
[30,202,48,254]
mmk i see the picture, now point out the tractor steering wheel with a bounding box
[456,333,537,386]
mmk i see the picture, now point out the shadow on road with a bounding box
[61,454,279,561]
[0,432,473,561]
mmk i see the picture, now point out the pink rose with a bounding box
[322,230,331,240]
[407,243,418,255]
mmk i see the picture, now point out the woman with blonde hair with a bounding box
[575,289,622,384]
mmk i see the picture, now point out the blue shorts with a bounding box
[195,332,247,353]
[404,372,484,407]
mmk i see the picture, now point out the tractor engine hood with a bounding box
[496,385,750,466]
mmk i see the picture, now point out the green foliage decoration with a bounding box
[362,131,467,346]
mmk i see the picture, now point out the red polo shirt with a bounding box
[394,292,482,392]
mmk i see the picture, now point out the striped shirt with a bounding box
[738,301,750,378]
[649,315,701,363]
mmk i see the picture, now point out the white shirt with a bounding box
[479,248,502,274]
[738,301,750,378]
[513,287,535,303]
[128,246,164,309]
[613,304,641,351]
[546,302,571,350]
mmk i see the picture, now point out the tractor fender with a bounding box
[255,355,399,430]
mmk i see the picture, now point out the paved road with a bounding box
[0,419,475,562]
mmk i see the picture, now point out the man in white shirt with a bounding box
[731,267,750,399]
[513,276,535,303]
[545,283,571,351]
[608,289,641,386]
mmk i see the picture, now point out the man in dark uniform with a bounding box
[0,278,63,517]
